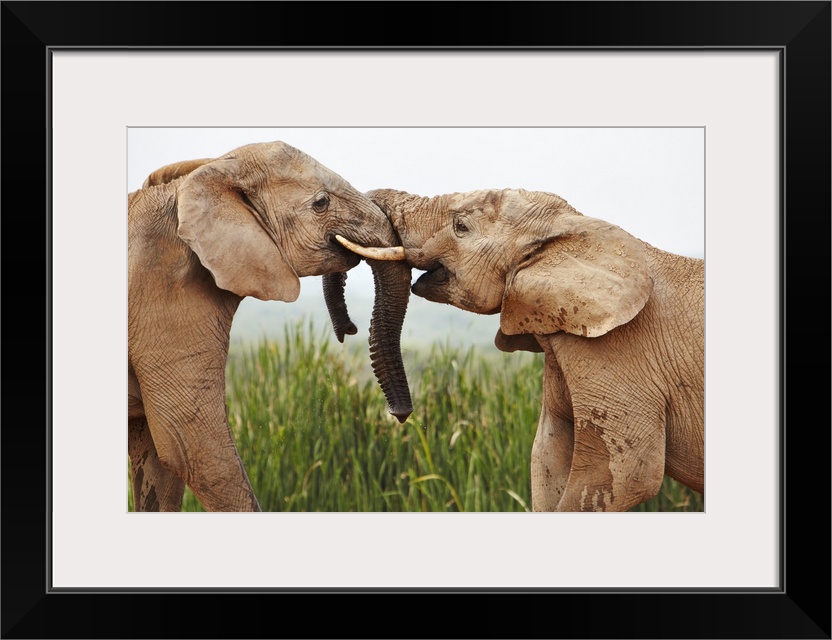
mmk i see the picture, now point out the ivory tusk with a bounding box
[335,235,405,261]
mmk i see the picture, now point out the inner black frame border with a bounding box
[2,2,829,638]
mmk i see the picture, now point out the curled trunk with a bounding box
[322,272,357,343]
[366,259,413,422]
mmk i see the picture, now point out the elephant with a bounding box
[345,187,704,512]
[128,141,412,512]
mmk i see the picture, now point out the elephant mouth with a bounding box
[412,264,451,302]
[327,234,363,269]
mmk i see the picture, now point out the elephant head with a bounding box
[146,142,413,421]
[358,188,653,350]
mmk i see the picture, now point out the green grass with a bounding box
[129,319,703,513]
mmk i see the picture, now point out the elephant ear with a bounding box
[500,215,653,338]
[175,160,300,302]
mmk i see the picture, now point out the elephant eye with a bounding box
[239,190,257,211]
[312,193,330,213]
[453,217,470,236]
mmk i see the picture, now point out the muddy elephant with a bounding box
[128,141,412,512]
[346,187,703,512]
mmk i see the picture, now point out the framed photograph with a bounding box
[5,2,829,638]
[124,125,706,517]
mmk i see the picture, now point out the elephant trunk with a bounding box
[366,258,413,422]
[328,197,412,421]
[322,272,357,343]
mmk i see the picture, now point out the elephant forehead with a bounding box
[233,140,302,162]
[447,190,506,216]
[232,142,353,191]
[447,189,555,224]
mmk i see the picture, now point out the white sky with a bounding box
[128,127,704,330]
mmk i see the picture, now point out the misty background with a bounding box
[128,127,704,350]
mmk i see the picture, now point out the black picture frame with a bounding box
[3,2,829,638]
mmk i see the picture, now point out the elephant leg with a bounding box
[130,317,261,511]
[555,404,666,512]
[128,417,185,512]
[531,409,574,512]
[532,351,576,511]
[140,400,261,512]
[136,383,261,512]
